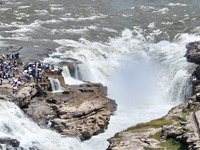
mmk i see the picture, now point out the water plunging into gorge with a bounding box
[0,0,200,149]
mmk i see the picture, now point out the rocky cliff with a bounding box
[0,48,118,149]
[1,82,116,142]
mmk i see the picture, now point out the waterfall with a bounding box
[74,65,79,79]
[62,66,83,85]
[77,63,94,82]
[49,78,62,92]
[0,100,90,150]
[63,66,71,78]
[50,30,197,149]
[40,30,200,149]
[167,71,193,103]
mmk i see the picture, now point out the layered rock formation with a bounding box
[107,101,200,150]
[0,47,117,144]
[50,83,116,140]
[107,41,200,150]
[5,82,116,141]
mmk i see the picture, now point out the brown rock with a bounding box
[51,84,116,140]
[19,83,116,141]
[107,128,161,150]
[186,41,200,63]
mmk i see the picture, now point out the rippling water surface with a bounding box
[0,0,199,149]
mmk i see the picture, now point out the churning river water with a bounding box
[0,0,200,149]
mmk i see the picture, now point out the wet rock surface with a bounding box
[7,46,23,52]
[186,41,200,64]
[0,137,20,147]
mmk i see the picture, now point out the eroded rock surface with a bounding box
[18,83,117,141]
[107,128,161,150]
[186,41,200,63]
[107,101,200,150]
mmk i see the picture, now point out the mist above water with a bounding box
[108,60,157,106]
[0,0,199,149]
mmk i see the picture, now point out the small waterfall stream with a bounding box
[49,78,63,92]
[1,0,200,149]
[74,65,79,79]
[62,66,83,85]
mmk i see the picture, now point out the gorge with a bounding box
[0,0,200,150]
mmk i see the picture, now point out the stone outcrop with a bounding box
[0,48,117,148]
[186,41,200,63]
[107,101,200,150]
[107,128,161,150]
[19,83,117,141]
[0,136,40,150]
[12,83,39,108]
[0,82,38,102]
[0,53,116,141]
[107,41,200,150]
[0,137,20,147]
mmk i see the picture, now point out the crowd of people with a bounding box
[0,53,20,82]
[0,52,63,94]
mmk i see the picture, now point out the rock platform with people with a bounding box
[0,51,64,96]
[0,48,117,149]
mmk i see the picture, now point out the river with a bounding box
[0,0,199,149]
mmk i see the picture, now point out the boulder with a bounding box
[50,84,116,141]
[107,128,161,150]
[13,83,38,108]
[0,137,20,147]
[186,41,200,63]
[19,83,117,141]
[23,97,54,126]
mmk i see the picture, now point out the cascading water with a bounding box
[0,0,200,149]
[62,66,83,85]
[0,100,90,150]
[76,63,94,82]
[74,65,79,79]
[49,77,63,92]
[47,29,197,149]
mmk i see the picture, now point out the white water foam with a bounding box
[168,3,187,7]
[153,8,169,14]
[49,77,63,92]
[42,28,198,149]
[0,100,90,150]
[62,66,84,85]
[60,14,107,22]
